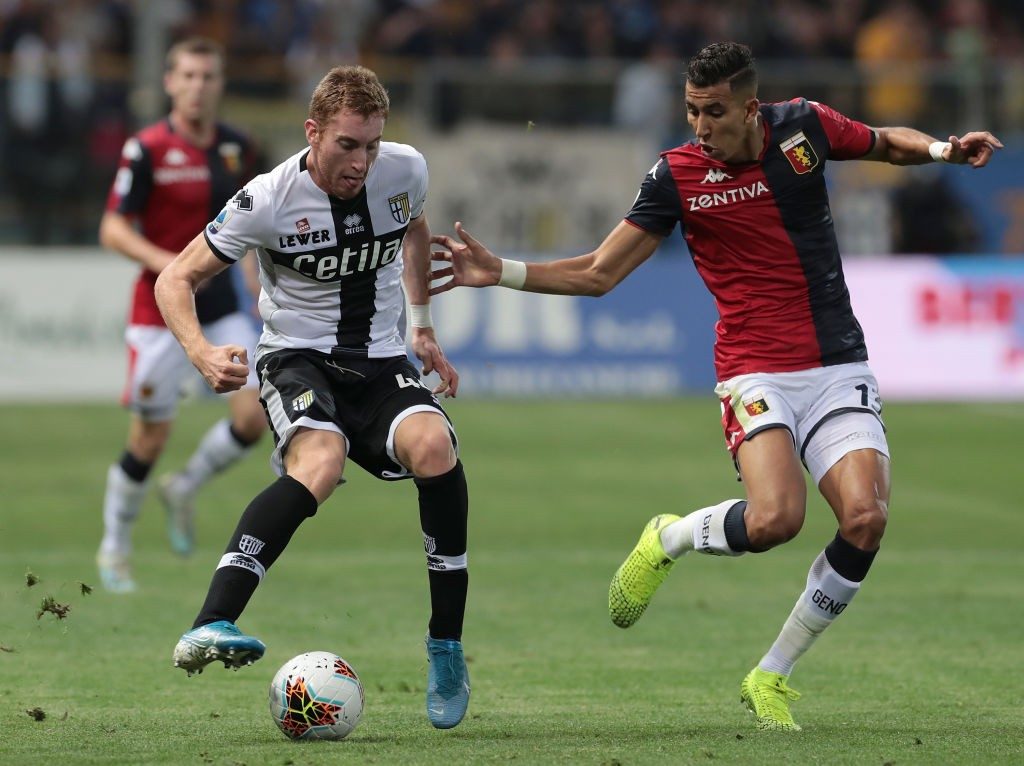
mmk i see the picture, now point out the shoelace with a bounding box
[758,679,801,718]
[429,646,464,697]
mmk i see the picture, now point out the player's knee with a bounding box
[840,497,888,549]
[284,437,345,502]
[233,409,267,443]
[744,501,805,550]
[402,427,456,478]
[129,422,172,462]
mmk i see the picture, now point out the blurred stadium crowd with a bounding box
[0,0,1020,246]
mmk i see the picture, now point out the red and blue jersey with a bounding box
[625,98,876,380]
[106,119,260,326]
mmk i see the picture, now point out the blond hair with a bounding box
[309,66,390,127]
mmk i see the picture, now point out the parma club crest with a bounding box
[780,131,819,175]
[388,192,410,224]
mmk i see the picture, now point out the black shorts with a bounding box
[256,349,457,481]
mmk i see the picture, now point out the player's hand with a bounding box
[429,222,503,296]
[410,327,459,398]
[192,344,250,393]
[945,131,1003,168]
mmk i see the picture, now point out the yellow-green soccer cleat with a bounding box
[740,667,802,731]
[608,514,680,628]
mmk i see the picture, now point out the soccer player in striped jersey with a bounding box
[156,66,471,730]
[429,42,1002,731]
[97,38,266,592]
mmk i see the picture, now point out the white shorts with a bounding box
[122,312,259,421]
[715,362,889,485]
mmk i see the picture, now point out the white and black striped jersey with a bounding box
[203,142,427,359]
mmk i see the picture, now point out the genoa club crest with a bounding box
[780,131,819,174]
[742,394,770,417]
[389,192,410,224]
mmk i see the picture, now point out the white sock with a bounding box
[758,550,862,676]
[175,419,248,494]
[659,498,747,558]
[99,464,147,556]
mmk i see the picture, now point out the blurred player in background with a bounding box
[155,66,472,730]
[429,42,1002,731]
[97,37,266,592]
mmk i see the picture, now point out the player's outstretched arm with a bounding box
[429,220,662,297]
[154,232,250,393]
[867,127,1003,168]
[402,214,459,397]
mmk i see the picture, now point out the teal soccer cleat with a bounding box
[96,551,137,594]
[425,635,470,729]
[156,473,196,557]
[172,620,265,676]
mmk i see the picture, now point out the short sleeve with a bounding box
[106,137,152,215]
[624,157,683,237]
[809,101,876,160]
[409,151,428,219]
[203,178,272,264]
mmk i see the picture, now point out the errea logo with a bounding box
[343,214,365,235]
[700,168,733,184]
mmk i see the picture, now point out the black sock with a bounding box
[416,461,469,641]
[118,450,153,483]
[723,500,760,552]
[193,476,318,628]
[824,531,878,582]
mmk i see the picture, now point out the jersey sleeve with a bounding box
[203,177,272,264]
[409,151,428,219]
[105,137,152,215]
[809,101,876,160]
[624,157,684,237]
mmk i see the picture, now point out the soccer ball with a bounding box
[268,651,364,740]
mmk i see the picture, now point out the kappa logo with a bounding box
[292,390,314,412]
[700,168,733,184]
[342,213,365,235]
[238,535,265,556]
[780,131,819,174]
[165,148,188,166]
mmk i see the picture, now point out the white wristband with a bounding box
[408,304,432,328]
[498,259,527,289]
[928,141,951,162]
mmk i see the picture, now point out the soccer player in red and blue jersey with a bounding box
[429,42,1002,731]
[97,38,267,592]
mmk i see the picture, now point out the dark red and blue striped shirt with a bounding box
[625,98,876,380]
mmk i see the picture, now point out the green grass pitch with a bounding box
[1,399,1021,764]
